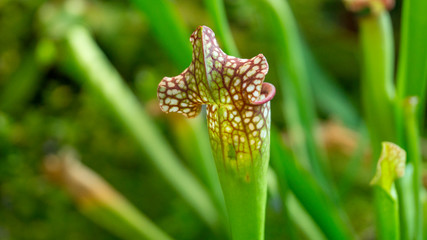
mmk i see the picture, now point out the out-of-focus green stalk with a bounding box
[424,194,427,237]
[203,0,239,56]
[396,0,427,123]
[370,142,406,240]
[270,129,354,240]
[266,169,299,240]
[402,97,423,240]
[257,0,330,193]
[395,0,427,238]
[0,39,55,113]
[372,187,400,240]
[303,47,360,128]
[62,25,219,230]
[130,0,191,69]
[270,166,326,240]
[44,152,173,240]
[358,10,395,160]
[0,53,41,112]
[168,116,226,219]
[395,167,416,240]
[286,194,326,240]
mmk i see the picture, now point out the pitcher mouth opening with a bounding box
[249,82,276,106]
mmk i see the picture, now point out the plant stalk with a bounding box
[130,0,191,69]
[402,98,423,240]
[358,10,395,161]
[44,152,173,240]
[270,129,354,240]
[257,0,331,194]
[395,0,427,237]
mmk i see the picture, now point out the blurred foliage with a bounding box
[0,0,423,240]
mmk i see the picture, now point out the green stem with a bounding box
[170,116,227,220]
[395,0,427,237]
[270,143,326,240]
[0,39,56,113]
[396,0,427,123]
[359,11,395,161]
[394,171,414,240]
[207,100,273,240]
[266,169,299,240]
[270,129,354,240]
[286,194,326,240]
[258,0,330,193]
[130,0,191,69]
[62,25,220,230]
[403,98,423,240]
[372,186,400,240]
[217,168,268,240]
[85,202,173,240]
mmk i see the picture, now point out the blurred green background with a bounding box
[0,0,422,239]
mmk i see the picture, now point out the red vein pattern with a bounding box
[158,26,275,177]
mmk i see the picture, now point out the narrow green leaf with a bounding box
[0,39,55,113]
[266,169,299,240]
[286,194,326,240]
[402,97,423,240]
[255,0,331,194]
[130,0,191,69]
[168,116,227,219]
[372,186,400,240]
[358,10,395,160]
[396,0,427,117]
[270,129,354,240]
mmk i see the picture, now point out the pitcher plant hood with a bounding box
[157,25,275,176]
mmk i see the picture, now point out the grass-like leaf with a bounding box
[401,97,423,240]
[255,0,332,194]
[270,129,354,240]
[130,0,191,69]
[396,0,427,118]
[358,10,395,160]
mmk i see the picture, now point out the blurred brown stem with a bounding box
[44,150,173,240]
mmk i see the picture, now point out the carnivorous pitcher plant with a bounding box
[158,26,275,240]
